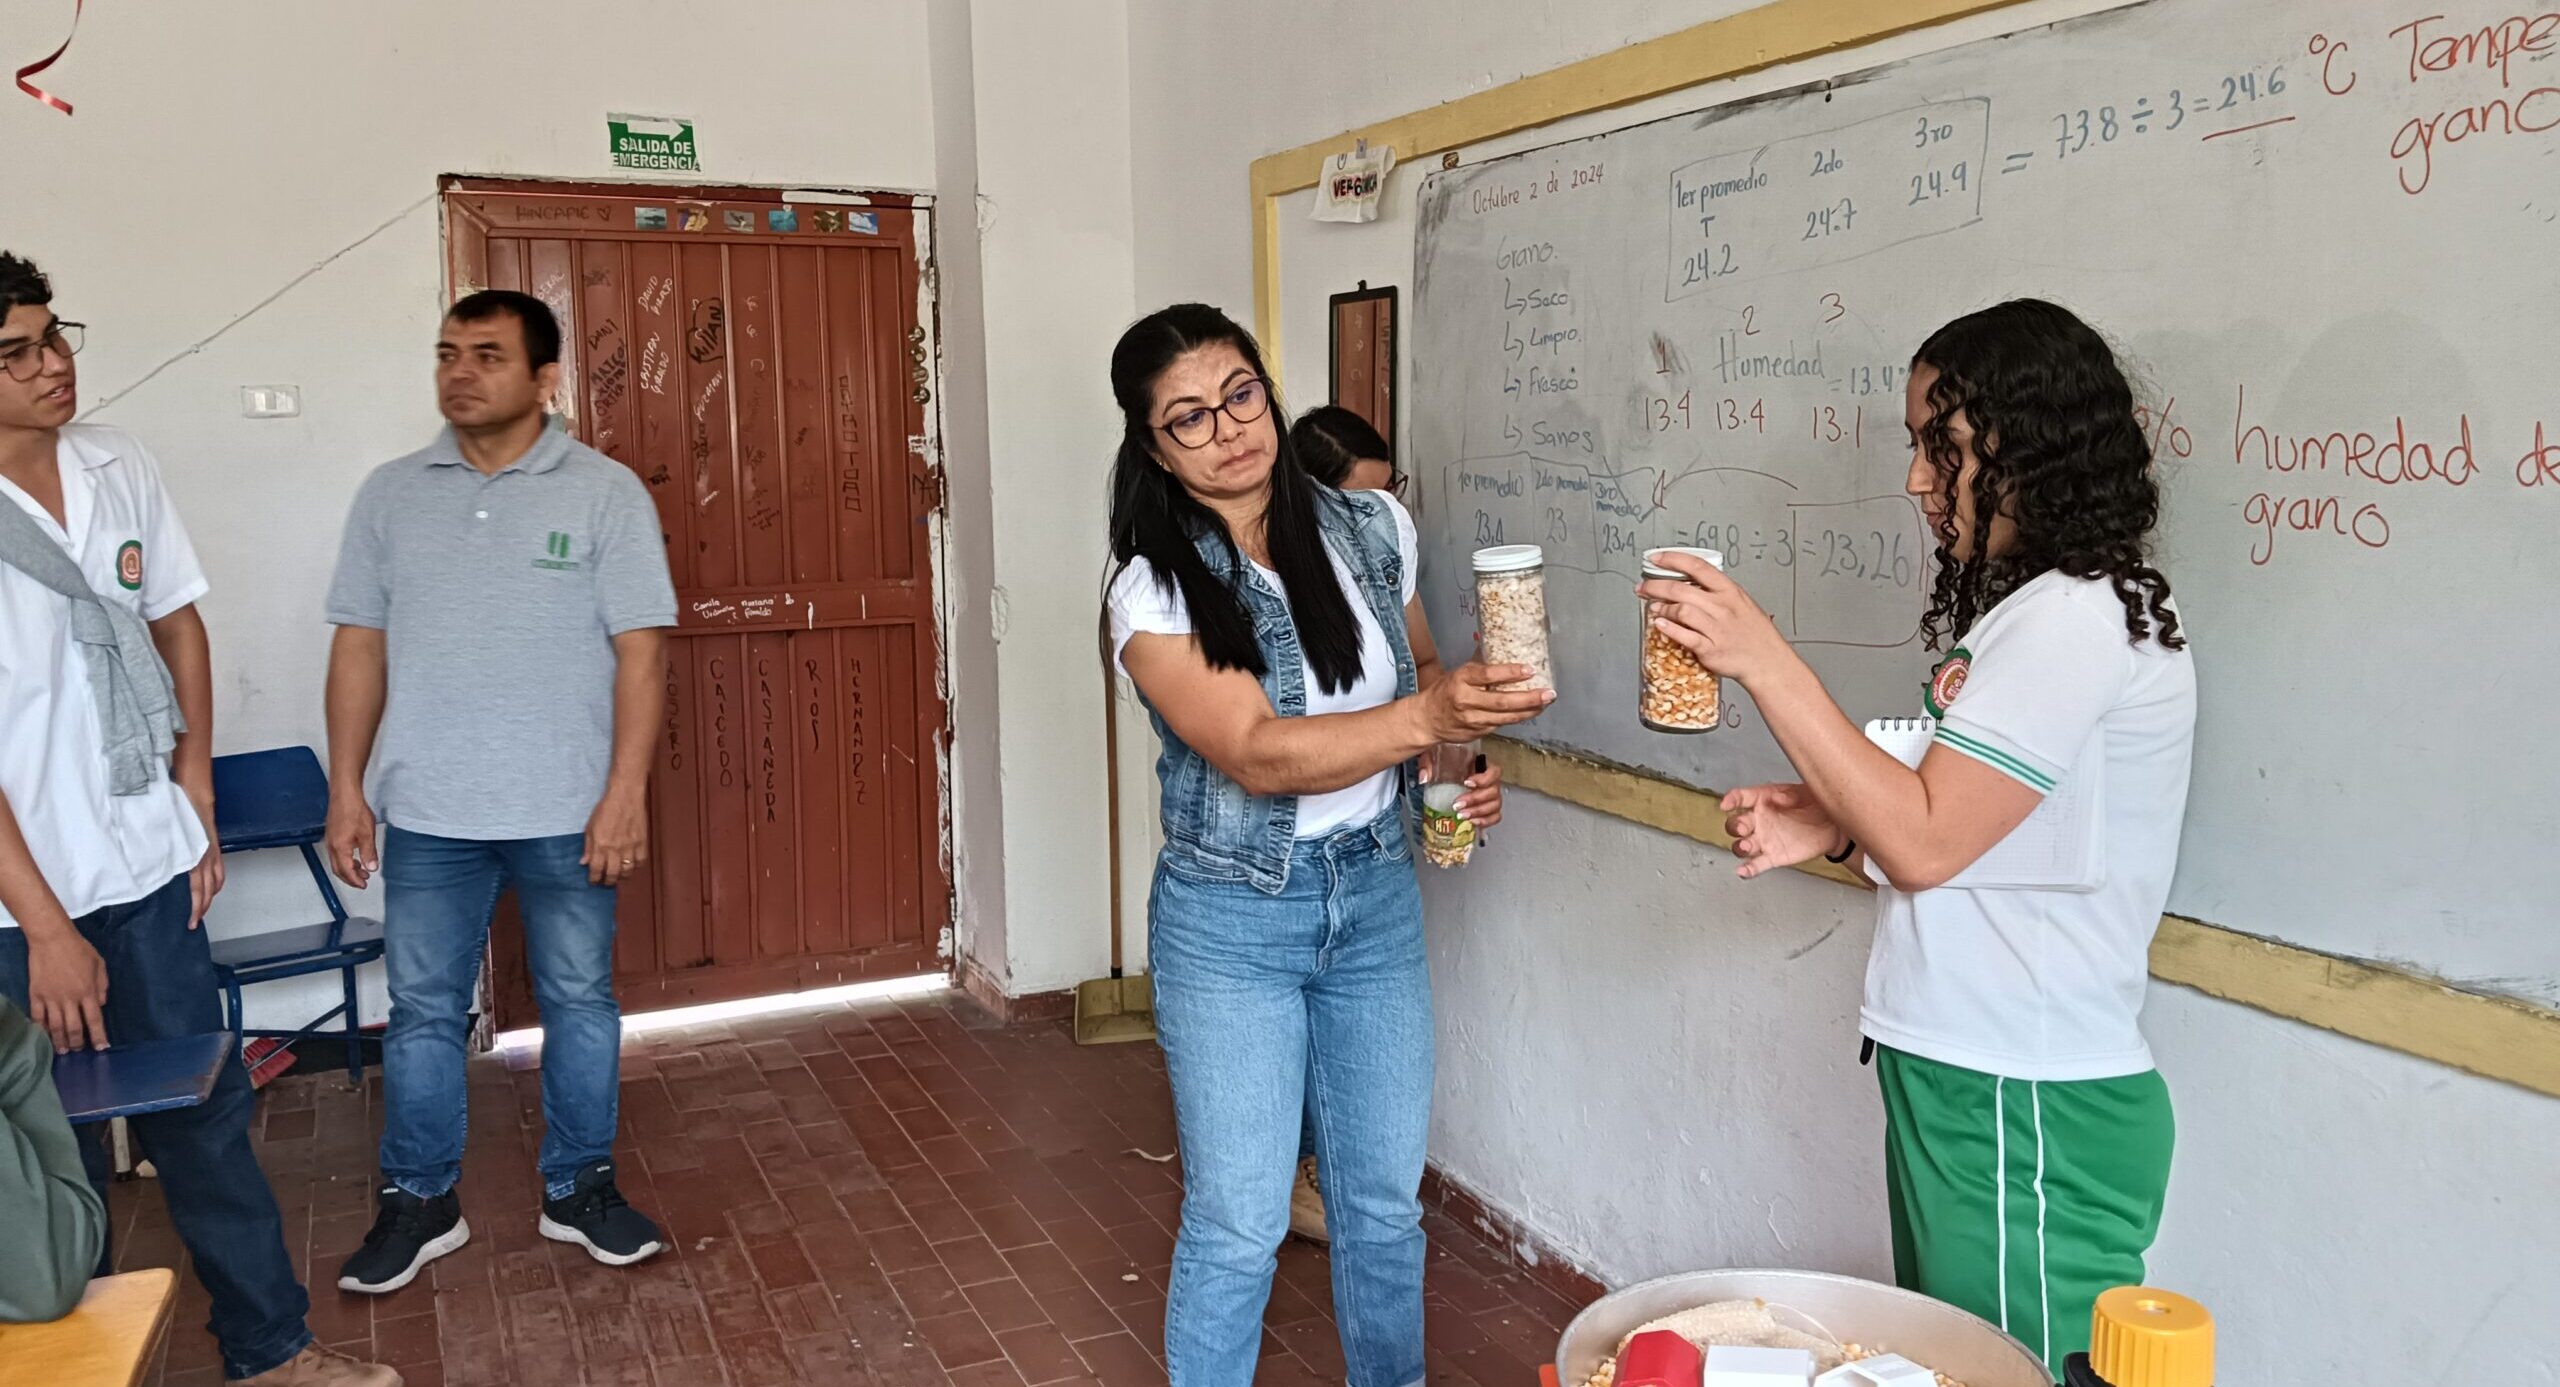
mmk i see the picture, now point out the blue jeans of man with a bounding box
[1151,811,1433,1387]
[378,827,621,1201]
[0,874,315,1379]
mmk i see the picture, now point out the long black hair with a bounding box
[1291,404,1394,488]
[1912,299,2184,652]
[1105,304,1367,693]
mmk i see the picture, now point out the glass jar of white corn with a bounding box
[1472,544,1554,693]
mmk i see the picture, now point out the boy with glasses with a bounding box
[0,250,397,1386]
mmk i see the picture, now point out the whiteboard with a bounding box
[1409,0,2560,1002]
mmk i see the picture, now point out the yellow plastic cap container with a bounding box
[2088,1287,2214,1387]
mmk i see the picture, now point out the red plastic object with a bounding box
[1616,1330,1704,1387]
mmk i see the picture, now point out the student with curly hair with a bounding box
[1642,299,2194,1373]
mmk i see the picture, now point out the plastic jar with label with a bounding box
[1473,545,1554,692]
[1640,547,1724,733]
[1419,740,1484,869]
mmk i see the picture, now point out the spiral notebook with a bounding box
[1863,716,2107,891]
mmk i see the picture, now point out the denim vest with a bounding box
[1138,490,1418,894]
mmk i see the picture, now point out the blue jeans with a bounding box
[0,875,314,1379]
[379,827,622,1200]
[1152,810,1433,1387]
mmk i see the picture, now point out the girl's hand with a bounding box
[1454,760,1506,829]
[1637,552,1792,686]
[1721,783,1844,879]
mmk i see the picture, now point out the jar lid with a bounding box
[1643,546,1724,579]
[1473,544,1546,574]
[2088,1287,2214,1387]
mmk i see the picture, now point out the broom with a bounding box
[1074,617,1156,1045]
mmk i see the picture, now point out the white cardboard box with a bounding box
[1815,1354,1936,1387]
[1704,1344,1817,1387]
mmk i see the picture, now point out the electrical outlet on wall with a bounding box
[240,385,301,418]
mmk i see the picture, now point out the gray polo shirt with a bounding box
[325,421,677,840]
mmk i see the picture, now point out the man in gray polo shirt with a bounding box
[323,291,675,1294]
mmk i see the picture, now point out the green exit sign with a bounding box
[608,114,699,172]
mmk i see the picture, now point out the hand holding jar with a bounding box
[1419,741,1506,868]
[1637,549,1790,687]
[1638,547,1725,733]
[1414,661,1551,744]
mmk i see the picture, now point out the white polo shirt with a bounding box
[1859,570,2197,1082]
[0,425,211,928]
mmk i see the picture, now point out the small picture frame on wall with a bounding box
[1328,282,1397,447]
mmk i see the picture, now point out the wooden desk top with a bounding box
[0,1268,178,1387]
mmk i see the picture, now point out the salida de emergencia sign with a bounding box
[609,114,699,172]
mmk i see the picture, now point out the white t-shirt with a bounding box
[1860,570,2197,1081]
[0,426,212,928]
[1108,494,1420,839]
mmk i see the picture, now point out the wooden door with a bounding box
[442,180,951,1025]
[1329,284,1397,439]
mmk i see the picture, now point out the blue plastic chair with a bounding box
[53,1033,232,1123]
[207,747,386,1083]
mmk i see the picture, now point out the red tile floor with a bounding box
[114,991,1592,1386]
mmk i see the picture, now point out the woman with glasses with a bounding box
[1104,303,1546,1387]
[1292,404,1403,499]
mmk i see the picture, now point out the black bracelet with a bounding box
[1825,838,1857,864]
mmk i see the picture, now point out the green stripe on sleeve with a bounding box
[1934,726,2058,793]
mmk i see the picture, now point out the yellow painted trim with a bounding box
[1494,738,2560,1098]
[1255,192,1286,387]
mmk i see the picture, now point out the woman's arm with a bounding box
[1407,595,1448,694]
[1119,630,1547,800]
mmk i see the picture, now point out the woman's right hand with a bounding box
[1416,662,1553,744]
[1721,783,1845,879]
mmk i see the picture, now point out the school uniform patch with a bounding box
[1925,646,1971,718]
[115,540,144,590]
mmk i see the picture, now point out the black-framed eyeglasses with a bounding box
[1387,471,1412,501]
[0,320,82,383]
[1158,376,1271,450]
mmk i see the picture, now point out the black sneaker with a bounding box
[337,1184,469,1294]
[538,1161,664,1266]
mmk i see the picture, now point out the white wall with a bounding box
[1126,0,2560,1382]
[933,0,1159,1001]
[927,0,1016,1005]
[967,0,1139,995]
[2,0,939,1027]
